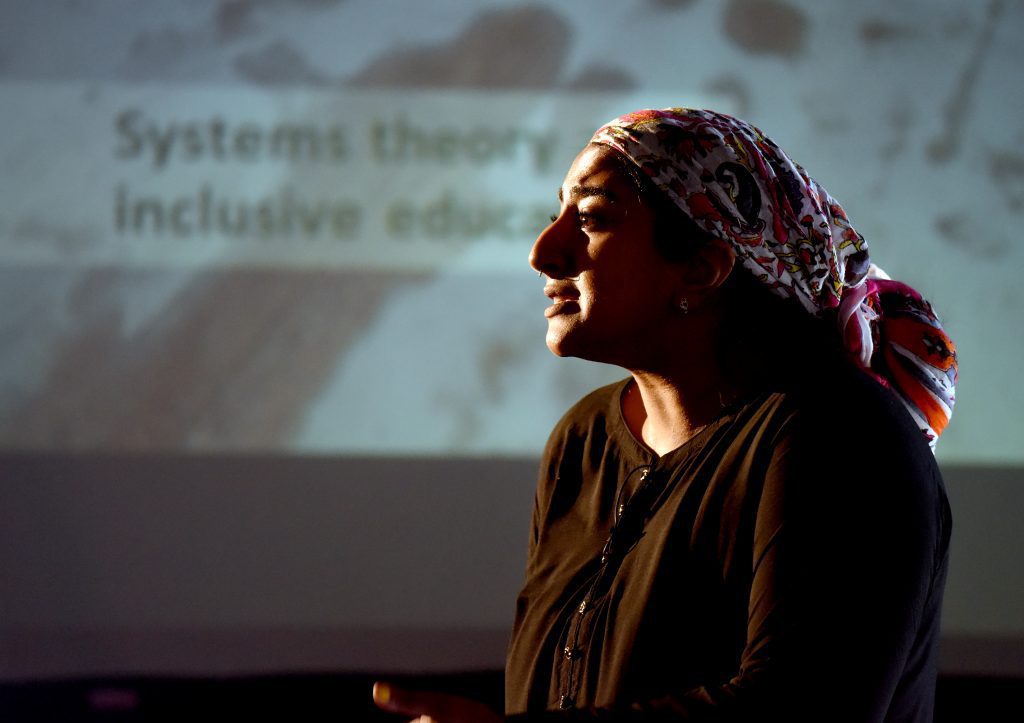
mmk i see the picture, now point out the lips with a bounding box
[544,282,580,318]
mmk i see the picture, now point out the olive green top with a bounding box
[506,367,950,722]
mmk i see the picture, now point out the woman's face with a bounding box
[529,144,683,367]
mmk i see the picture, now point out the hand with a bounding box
[373,681,504,723]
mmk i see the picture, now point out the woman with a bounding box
[374,108,957,722]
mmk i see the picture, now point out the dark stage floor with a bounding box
[3,671,1021,722]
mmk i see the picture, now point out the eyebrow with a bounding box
[557,185,618,203]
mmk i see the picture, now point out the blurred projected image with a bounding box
[1,0,1019,464]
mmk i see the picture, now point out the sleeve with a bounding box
[507,401,949,723]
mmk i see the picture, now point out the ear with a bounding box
[678,238,736,292]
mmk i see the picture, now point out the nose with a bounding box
[529,212,577,278]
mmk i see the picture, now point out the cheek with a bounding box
[588,274,664,316]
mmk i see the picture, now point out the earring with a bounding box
[678,297,689,314]
[538,270,544,278]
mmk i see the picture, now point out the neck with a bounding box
[619,323,734,457]
[623,371,729,457]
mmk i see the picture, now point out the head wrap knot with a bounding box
[590,107,958,448]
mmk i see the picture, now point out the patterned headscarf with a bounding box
[591,108,958,448]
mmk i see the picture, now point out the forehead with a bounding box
[558,144,636,202]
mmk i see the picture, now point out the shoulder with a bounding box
[771,361,949,551]
[740,360,947,521]
[542,378,629,454]
[534,379,629,496]
[785,361,938,474]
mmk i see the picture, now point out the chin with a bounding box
[545,328,579,358]
[546,329,601,362]
[546,329,631,368]
[545,333,571,358]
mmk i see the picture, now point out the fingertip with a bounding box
[372,681,393,709]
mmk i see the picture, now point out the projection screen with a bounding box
[2,0,1022,680]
